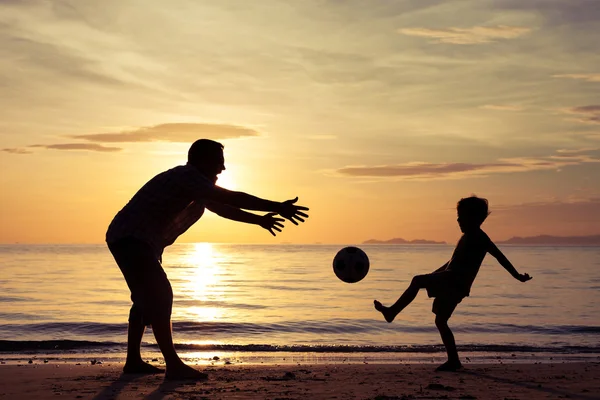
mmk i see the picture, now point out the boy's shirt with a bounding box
[445,228,491,296]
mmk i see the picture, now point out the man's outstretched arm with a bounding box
[488,241,532,282]
[206,202,285,236]
[208,187,309,225]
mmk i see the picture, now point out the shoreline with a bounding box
[2,350,599,367]
[1,362,598,399]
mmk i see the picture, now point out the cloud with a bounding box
[70,123,261,143]
[2,147,32,154]
[556,147,599,155]
[553,74,600,83]
[335,149,600,180]
[561,105,600,125]
[29,143,122,152]
[338,162,516,177]
[398,25,532,44]
[480,104,524,111]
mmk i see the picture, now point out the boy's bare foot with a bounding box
[165,364,209,381]
[123,361,164,374]
[435,360,463,372]
[373,300,396,323]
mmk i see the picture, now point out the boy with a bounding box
[374,196,531,371]
[107,139,309,380]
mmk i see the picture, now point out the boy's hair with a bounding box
[457,195,490,225]
[188,139,224,164]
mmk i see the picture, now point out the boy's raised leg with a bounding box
[374,275,428,323]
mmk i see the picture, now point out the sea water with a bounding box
[0,244,598,364]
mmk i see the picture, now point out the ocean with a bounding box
[0,243,598,365]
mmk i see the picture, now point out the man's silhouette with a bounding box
[106,139,309,380]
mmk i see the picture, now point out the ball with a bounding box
[333,246,370,283]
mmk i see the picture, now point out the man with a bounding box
[106,139,309,380]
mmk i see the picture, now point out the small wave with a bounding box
[0,296,31,303]
[0,320,599,337]
[0,340,120,352]
[1,340,599,354]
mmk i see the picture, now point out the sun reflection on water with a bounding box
[179,242,227,321]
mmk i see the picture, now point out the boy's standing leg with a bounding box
[433,298,462,371]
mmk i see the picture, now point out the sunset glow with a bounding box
[1,1,599,244]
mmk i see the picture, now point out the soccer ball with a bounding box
[333,246,370,283]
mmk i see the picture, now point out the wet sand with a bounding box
[0,362,598,399]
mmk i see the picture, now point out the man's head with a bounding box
[456,195,490,232]
[188,139,225,182]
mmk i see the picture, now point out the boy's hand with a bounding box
[259,213,285,236]
[517,273,532,282]
[279,197,309,225]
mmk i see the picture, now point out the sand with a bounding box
[0,362,598,399]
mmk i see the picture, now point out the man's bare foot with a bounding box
[123,361,164,374]
[165,364,208,381]
[373,300,396,323]
[435,360,463,372]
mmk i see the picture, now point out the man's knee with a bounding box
[150,278,173,313]
[435,315,450,329]
[145,270,173,302]
[129,304,149,326]
[135,275,173,323]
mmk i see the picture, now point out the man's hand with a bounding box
[279,197,309,225]
[517,273,532,282]
[260,213,285,236]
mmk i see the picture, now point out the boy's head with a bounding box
[456,195,490,232]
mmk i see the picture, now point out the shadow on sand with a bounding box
[91,373,202,400]
[91,373,148,400]
[459,368,596,400]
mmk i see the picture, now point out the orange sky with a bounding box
[1,1,599,244]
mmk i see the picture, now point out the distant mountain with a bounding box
[497,235,600,245]
[363,238,446,245]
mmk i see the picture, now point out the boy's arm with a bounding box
[487,240,532,282]
[207,187,309,225]
[205,202,285,236]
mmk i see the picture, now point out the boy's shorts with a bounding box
[423,271,466,319]
[108,237,173,326]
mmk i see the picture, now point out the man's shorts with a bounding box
[108,237,173,326]
[422,271,466,319]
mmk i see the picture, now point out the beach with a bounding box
[1,362,599,399]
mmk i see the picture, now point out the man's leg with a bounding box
[146,272,207,380]
[109,240,164,374]
[123,307,164,374]
[374,274,435,323]
[434,301,462,371]
[150,316,205,380]
[126,318,145,361]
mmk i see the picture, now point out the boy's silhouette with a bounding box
[106,139,309,380]
[374,196,531,371]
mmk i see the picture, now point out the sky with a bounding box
[1,0,599,244]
